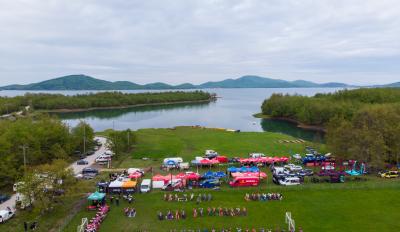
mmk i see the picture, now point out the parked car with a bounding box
[278,177,301,186]
[0,194,10,204]
[95,155,111,163]
[0,210,14,223]
[85,150,95,156]
[380,171,399,178]
[76,159,89,165]
[284,164,303,172]
[204,150,218,159]
[140,179,152,193]
[292,154,302,160]
[81,167,98,179]
[199,178,220,188]
[272,167,289,177]
[249,153,265,158]
[297,169,314,176]
[162,179,184,191]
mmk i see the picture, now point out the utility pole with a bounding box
[83,121,86,154]
[20,145,28,171]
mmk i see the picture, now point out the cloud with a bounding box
[0,0,399,85]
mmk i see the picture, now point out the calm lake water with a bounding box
[0,88,343,140]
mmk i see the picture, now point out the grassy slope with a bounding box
[4,128,399,232]
[68,127,399,232]
[127,127,314,161]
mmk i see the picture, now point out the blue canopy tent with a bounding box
[214,171,226,178]
[202,171,227,179]
[249,166,260,172]
[227,166,259,173]
[227,166,238,172]
[202,171,214,179]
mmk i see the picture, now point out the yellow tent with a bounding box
[122,180,137,189]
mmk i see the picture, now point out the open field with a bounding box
[2,127,400,232]
[62,181,400,232]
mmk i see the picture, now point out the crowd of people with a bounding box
[163,193,213,203]
[84,205,110,232]
[123,207,136,217]
[168,227,302,232]
[244,193,283,201]
[193,207,247,217]
[158,210,187,220]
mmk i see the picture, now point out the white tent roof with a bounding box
[108,180,124,188]
[127,168,143,174]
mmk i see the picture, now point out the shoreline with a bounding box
[40,98,214,113]
[253,113,326,133]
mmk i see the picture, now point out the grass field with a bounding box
[2,127,400,232]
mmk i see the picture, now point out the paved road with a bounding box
[0,136,108,211]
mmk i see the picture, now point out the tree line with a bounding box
[0,115,94,189]
[261,88,400,168]
[0,91,213,114]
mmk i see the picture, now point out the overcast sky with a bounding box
[0,0,399,85]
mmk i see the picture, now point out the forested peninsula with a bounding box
[0,91,214,115]
[260,88,400,167]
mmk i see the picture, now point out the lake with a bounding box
[0,88,342,141]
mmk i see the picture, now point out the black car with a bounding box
[77,159,89,165]
[0,194,10,203]
[85,150,95,156]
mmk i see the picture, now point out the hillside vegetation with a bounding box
[261,88,400,168]
[261,88,400,126]
[0,91,212,114]
[0,115,94,189]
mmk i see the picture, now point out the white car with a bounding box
[278,177,301,186]
[249,153,265,158]
[95,155,111,163]
[0,210,14,223]
[292,154,302,160]
[272,167,289,176]
[284,164,303,172]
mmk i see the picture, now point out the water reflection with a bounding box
[260,118,325,142]
[55,101,210,120]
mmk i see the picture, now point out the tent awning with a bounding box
[122,181,137,188]
[88,192,106,201]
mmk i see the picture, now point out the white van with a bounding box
[140,179,152,193]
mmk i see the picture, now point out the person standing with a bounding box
[24,221,28,232]
[116,197,120,206]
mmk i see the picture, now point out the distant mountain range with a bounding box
[0,74,389,91]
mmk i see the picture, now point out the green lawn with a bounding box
[3,127,400,232]
[62,178,400,232]
[116,126,320,169]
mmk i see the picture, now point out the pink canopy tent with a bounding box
[128,172,143,179]
[231,171,267,179]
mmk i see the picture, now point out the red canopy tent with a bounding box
[185,172,201,180]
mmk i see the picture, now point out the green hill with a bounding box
[0,74,353,90]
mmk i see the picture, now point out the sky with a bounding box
[0,0,399,86]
